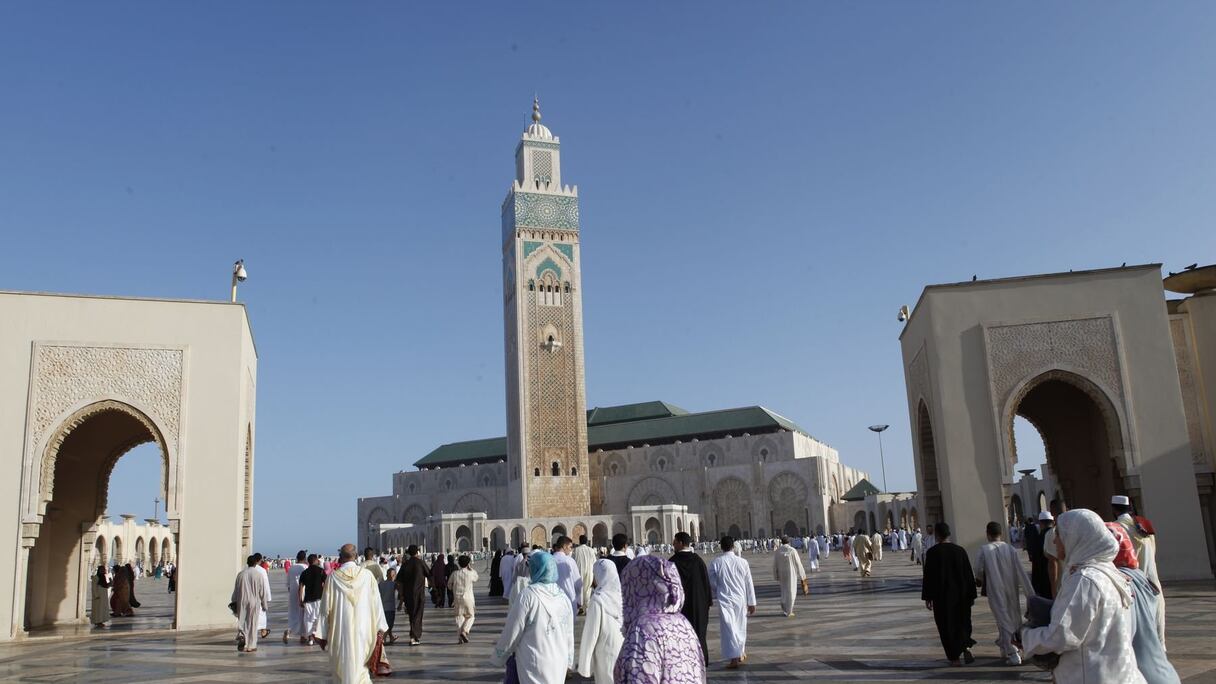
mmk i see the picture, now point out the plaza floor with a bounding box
[1,551,1214,683]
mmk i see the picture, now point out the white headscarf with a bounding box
[1057,509,1131,608]
[591,559,622,621]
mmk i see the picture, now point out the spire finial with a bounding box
[532,96,542,124]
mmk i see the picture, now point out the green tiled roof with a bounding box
[587,401,688,426]
[414,436,508,467]
[412,401,812,468]
[842,478,880,501]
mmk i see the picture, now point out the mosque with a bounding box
[357,102,868,553]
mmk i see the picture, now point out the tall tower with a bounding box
[502,99,590,519]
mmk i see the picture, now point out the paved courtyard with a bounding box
[1,551,1214,683]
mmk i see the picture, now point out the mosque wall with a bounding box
[360,429,867,550]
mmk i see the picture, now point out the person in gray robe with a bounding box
[231,554,269,652]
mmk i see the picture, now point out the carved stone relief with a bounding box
[1170,316,1210,467]
[25,344,185,522]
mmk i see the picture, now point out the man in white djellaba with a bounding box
[571,534,597,615]
[314,544,389,683]
[284,550,308,644]
[709,535,757,670]
[973,521,1035,665]
[806,534,820,572]
[772,537,808,617]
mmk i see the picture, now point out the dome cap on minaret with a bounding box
[525,96,553,140]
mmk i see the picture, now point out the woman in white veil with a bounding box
[1021,509,1145,683]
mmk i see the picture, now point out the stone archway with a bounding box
[853,511,867,532]
[916,401,944,527]
[530,525,547,547]
[644,517,662,545]
[767,472,808,538]
[591,523,609,548]
[712,477,750,539]
[550,524,568,546]
[1007,370,1129,519]
[455,525,473,552]
[21,400,178,632]
[489,526,507,551]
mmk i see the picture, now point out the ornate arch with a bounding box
[627,476,679,509]
[601,453,626,477]
[1002,368,1130,477]
[767,472,808,520]
[367,507,391,526]
[453,492,493,515]
[35,400,172,523]
[751,436,779,462]
[712,477,750,537]
[401,504,428,524]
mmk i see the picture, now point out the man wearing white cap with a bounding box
[1111,495,1165,645]
[1028,511,1055,598]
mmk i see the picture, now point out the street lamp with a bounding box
[868,425,890,493]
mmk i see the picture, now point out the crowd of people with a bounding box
[89,559,178,628]
[218,492,1177,683]
[921,495,1178,683]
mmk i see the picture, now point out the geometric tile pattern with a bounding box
[2,553,1213,682]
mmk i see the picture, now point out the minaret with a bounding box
[502,99,590,519]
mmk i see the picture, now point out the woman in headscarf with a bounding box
[109,564,134,617]
[614,554,705,684]
[578,560,624,684]
[1106,523,1180,684]
[430,554,448,608]
[446,554,458,607]
[489,550,505,598]
[91,563,111,627]
[1021,509,1145,684]
[491,550,574,684]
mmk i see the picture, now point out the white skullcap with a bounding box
[1111,495,1130,506]
[1037,510,1054,522]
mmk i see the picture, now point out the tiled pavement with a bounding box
[1,552,1213,683]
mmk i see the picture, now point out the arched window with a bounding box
[570,467,578,476]
[656,458,666,472]
[444,479,453,491]
[551,461,560,477]
[707,453,717,466]
[539,272,562,307]
[534,467,541,477]
[609,463,620,476]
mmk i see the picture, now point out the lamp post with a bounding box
[868,425,890,493]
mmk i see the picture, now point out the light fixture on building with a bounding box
[230,259,248,302]
[897,305,910,323]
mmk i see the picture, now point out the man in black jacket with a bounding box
[670,531,712,664]
[395,545,429,645]
[921,522,977,666]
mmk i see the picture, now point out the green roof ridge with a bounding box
[413,403,819,469]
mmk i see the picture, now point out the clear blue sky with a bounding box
[3,4,1214,555]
